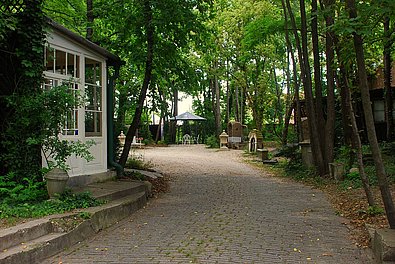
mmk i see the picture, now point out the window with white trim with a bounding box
[85,57,102,137]
[44,46,80,136]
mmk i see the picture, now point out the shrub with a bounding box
[125,157,153,171]
[205,135,219,148]
[367,205,385,216]
[0,172,47,204]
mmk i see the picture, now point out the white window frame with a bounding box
[84,56,104,137]
[43,45,82,137]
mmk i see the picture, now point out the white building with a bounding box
[43,20,122,186]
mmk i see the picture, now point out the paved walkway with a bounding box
[44,145,371,263]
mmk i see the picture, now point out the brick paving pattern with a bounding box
[44,145,372,263]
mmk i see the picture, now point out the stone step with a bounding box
[124,168,163,179]
[0,219,57,252]
[0,181,149,264]
[0,232,64,264]
[73,180,147,202]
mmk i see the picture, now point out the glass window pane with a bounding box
[55,49,66,75]
[85,58,101,85]
[45,47,54,73]
[374,101,385,111]
[85,58,102,137]
[374,101,385,122]
[96,86,102,110]
[96,63,102,85]
[67,53,74,77]
[76,55,80,78]
[95,112,102,133]
[85,111,94,132]
[85,111,102,136]
[85,84,101,111]
[85,84,94,110]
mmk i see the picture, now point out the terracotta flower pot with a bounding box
[44,168,69,198]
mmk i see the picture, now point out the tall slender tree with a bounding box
[322,0,336,166]
[383,16,394,140]
[346,0,395,228]
[118,0,154,167]
[299,0,326,175]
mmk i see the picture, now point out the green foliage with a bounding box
[336,143,395,190]
[0,172,47,204]
[358,205,385,216]
[381,142,395,156]
[43,0,86,35]
[3,85,94,173]
[125,157,153,171]
[88,0,212,144]
[275,143,299,159]
[156,140,167,146]
[0,190,104,219]
[0,0,47,180]
[205,135,219,148]
[335,145,355,169]
[366,206,385,216]
[0,13,17,41]
[340,170,363,189]
[274,145,322,185]
[78,211,92,220]
[126,171,146,181]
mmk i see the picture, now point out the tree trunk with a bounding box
[210,78,216,125]
[322,0,336,164]
[299,0,326,175]
[86,0,93,40]
[226,59,230,125]
[253,58,263,132]
[336,43,376,206]
[116,87,127,130]
[311,0,327,164]
[273,66,282,127]
[283,101,295,145]
[282,0,302,143]
[281,48,292,145]
[235,84,240,122]
[214,66,222,136]
[119,0,154,167]
[240,86,246,125]
[384,16,394,141]
[155,86,166,142]
[170,88,178,143]
[346,0,395,228]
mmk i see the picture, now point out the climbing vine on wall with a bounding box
[0,0,46,180]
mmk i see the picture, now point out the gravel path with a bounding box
[44,145,371,263]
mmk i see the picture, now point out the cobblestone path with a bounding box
[44,145,371,263]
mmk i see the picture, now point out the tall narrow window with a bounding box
[55,49,66,75]
[45,47,55,73]
[373,100,385,123]
[43,46,80,136]
[85,58,102,137]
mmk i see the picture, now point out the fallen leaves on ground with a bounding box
[322,184,394,248]
[147,174,170,196]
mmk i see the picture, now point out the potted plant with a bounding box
[41,137,94,198]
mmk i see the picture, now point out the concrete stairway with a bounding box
[0,180,149,264]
